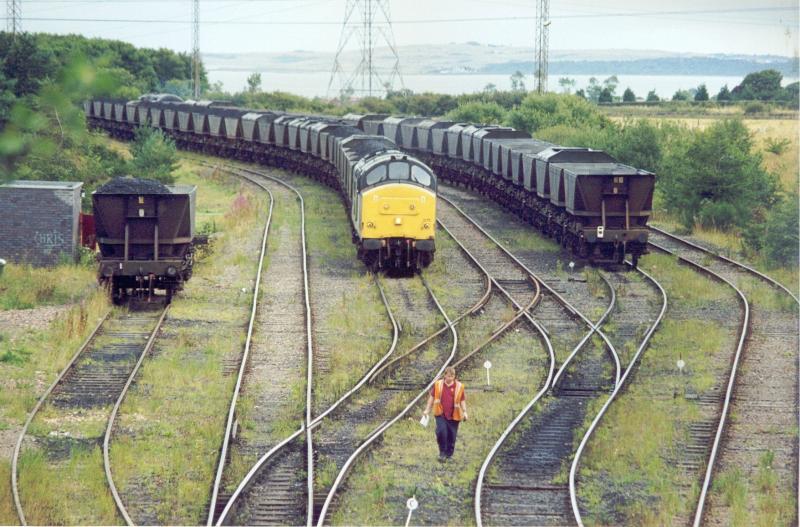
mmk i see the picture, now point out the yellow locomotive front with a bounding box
[353,154,436,271]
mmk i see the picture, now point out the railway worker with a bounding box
[422,366,468,462]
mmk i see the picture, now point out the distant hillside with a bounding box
[482,58,799,77]
[204,42,798,78]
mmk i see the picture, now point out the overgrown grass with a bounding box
[0,263,96,310]
[107,161,268,524]
[0,291,108,426]
[577,251,732,525]
[18,445,120,525]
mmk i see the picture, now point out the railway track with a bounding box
[11,302,168,526]
[218,273,455,526]
[648,227,799,526]
[202,165,311,526]
[434,187,624,526]
[568,264,668,525]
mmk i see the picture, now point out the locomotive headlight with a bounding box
[166,266,178,277]
[383,203,390,210]
[423,223,431,230]
[409,203,416,210]
[367,222,375,229]
[102,265,114,277]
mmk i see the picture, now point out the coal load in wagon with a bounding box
[350,138,396,158]
[96,177,172,195]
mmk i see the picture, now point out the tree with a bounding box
[659,119,779,230]
[732,69,783,101]
[716,85,732,101]
[483,83,497,94]
[129,127,179,184]
[575,89,586,99]
[510,71,526,92]
[246,72,262,94]
[558,77,576,94]
[646,90,660,102]
[622,87,636,102]
[694,84,709,101]
[602,75,619,96]
[585,77,602,102]
[672,90,690,101]
[598,88,613,103]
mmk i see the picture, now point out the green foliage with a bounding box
[445,100,506,124]
[716,84,732,101]
[759,193,799,267]
[622,87,636,102]
[694,84,709,101]
[612,119,662,172]
[672,89,690,101]
[0,32,199,98]
[732,69,783,101]
[505,92,609,134]
[510,70,526,91]
[646,90,660,102]
[246,72,262,93]
[744,101,767,115]
[598,88,613,103]
[129,126,179,184]
[659,119,779,230]
[764,137,791,155]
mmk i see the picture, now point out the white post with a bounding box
[484,360,492,387]
[405,496,418,527]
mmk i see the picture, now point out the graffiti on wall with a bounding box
[33,230,66,254]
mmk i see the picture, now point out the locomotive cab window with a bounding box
[388,162,410,180]
[365,165,387,185]
[411,165,432,187]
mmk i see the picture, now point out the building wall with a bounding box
[0,182,83,266]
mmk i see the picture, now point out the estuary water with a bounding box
[206,70,783,99]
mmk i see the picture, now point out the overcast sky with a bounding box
[12,0,800,56]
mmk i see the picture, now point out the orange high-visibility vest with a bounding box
[433,379,465,421]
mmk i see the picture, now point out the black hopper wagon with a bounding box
[93,178,196,304]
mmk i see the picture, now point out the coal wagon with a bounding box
[93,178,196,303]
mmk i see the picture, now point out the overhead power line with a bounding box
[6,6,797,26]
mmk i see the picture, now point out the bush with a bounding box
[505,93,609,134]
[762,194,799,267]
[744,101,767,115]
[128,126,179,184]
[445,101,506,124]
[764,137,791,155]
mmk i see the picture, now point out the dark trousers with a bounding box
[435,416,460,457]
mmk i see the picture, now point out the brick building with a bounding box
[0,181,83,266]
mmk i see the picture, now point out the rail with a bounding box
[105,306,171,525]
[569,264,668,526]
[647,241,750,527]
[12,309,111,525]
[204,165,274,526]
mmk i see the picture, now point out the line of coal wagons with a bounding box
[86,94,654,268]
